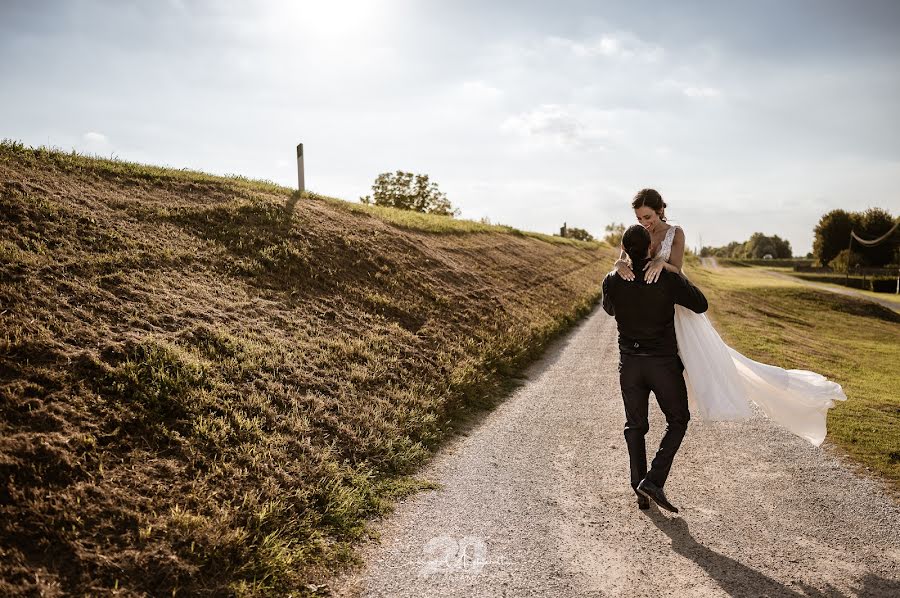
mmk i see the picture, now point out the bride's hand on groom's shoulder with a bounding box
[615,259,635,281]
[643,258,666,284]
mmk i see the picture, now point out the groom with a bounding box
[601,224,709,512]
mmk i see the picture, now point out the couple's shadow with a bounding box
[642,509,899,597]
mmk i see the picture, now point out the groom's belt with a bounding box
[617,335,679,356]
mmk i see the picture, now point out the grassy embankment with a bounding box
[0,141,616,596]
[688,261,900,494]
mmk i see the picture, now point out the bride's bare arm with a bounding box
[644,227,687,282]
[614,247,635,281]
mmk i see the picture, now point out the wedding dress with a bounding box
[654,224,847,446]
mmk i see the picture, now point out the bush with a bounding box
[701,233,791,259]
[564,227,595,242]
[829,248,862,273]
[360,171,460,217]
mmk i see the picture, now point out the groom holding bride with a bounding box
[602,222,709,513]
[602,188,846,513]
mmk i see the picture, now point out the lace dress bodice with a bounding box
[654,224,680,263]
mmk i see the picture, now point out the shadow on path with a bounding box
[645,512,899,597]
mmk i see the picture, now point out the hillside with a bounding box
[0,142,615,596]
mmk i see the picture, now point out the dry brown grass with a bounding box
[0,142,615,596]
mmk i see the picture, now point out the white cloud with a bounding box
[546,33,664,62]
[83,131,108,144]
[501,104,609,150]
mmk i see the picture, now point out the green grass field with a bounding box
[689,263,900,494]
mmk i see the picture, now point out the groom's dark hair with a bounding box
[622,224,651,264]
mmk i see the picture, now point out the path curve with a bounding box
[763,270,900,313]
[331,306,900,597]
[699,257,721,270]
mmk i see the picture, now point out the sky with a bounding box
[2,0,899,255]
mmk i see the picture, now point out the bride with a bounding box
[614,189,847,446]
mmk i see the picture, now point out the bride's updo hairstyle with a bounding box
[632,188,667,222]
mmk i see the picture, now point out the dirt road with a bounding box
[331,306,900,597]
[699,257,721,270]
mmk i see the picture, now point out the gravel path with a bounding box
[331,306,900,597]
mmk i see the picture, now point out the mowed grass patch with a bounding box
[688,264,900,494]
[0,142,616,596]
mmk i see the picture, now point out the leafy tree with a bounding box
[742,232,792,259]
[702,234,790,259]
[603,222,625,247]
[813,210,858,266]
[565,227,595,242]
[711,241,745,258]
[856,207,896,267]
[360,171,460,217]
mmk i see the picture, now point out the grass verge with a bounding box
[688,263,900,495]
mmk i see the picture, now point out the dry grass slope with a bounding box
[0,142,615,596]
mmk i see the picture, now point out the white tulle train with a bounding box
[674,305,847,446]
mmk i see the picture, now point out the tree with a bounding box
[565,227,595,242]
[812,210,858,266]
[829,248,861,273]
[712,241,744,258]
[856,207,896,267]
[360,171,460,217]
[603,222,625,247]
[701,234,790,259]
[742,233,792,259]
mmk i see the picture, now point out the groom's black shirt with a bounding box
[602,258,709,356]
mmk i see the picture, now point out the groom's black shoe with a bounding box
[637,478,679,513]
[636,494,651,510]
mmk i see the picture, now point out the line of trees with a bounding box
[700,232,792,259]
[813,208,896,268]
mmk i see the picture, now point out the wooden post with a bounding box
[845,233,852,285]
[296,143,305,193]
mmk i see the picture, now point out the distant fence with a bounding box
[849,266,898,277]
[793,265,900,294]
[796,273,897,293]
[715,258,815,268]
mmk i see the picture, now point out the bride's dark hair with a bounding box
[632,188,667,222]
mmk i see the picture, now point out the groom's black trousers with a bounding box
[619,353,690,491]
